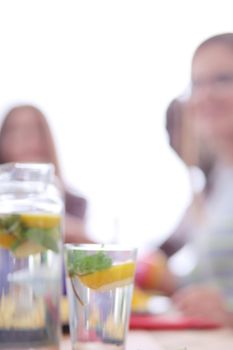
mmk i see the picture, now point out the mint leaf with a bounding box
[67,250,85,276]
[0,215,21,233]
[0,215,24,240]
[24,227,59,253]
[67,250,112,277]
[10,238,26,251]
[0,214,60,256]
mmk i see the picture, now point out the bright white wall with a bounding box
[0,1,232,248]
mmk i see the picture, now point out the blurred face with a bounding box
[191,43,233,148]
[1,108,49,163]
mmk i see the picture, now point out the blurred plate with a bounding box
[129,314,221,330]
[130,287,221,330]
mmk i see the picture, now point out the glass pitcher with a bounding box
[0,163,63,350]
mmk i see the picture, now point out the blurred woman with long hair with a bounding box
[0,104,92,243]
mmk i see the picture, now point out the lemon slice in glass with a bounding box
[79,261,135,291]
[21,213,61,229]
[0,232,17,249]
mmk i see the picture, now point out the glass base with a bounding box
[0,329,59,349]
[73,342,125,350]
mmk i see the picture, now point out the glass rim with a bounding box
[0,162,55,183]
[0,162,54,170]
[64,243,137,252]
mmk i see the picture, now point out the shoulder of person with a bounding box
[64,187,87,220]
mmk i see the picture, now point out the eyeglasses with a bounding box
[191,72,233,95]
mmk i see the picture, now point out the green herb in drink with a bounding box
[0,214,60,257]
[67,250,112,277]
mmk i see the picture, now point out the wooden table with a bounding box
[61,328,233,350]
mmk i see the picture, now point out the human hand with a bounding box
[173,285,232,326]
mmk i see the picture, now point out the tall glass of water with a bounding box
[65,244,137,350]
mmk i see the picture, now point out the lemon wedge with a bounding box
[0,233,17,249]
[13,241,46,258]
[21,213,61,229]
[79,261,135,291]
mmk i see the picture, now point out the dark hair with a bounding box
[193,33,233,59]
[0,105,61,177]
[165,97,216,184]
[166,98,183,156]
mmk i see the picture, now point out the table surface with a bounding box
[61,328,233,350]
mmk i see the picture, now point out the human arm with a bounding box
[159,193,205,256]
[64,214,94,244]
[65,190,87,220]
[64,189,94,243]
[135,193,206,294]
[173,285,233,327]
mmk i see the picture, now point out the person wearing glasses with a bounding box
[136,33,233,326]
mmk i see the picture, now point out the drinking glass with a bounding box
[65,244,137,350]
[0,163,63,350]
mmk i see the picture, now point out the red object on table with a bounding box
[129,313,221,330]
[135,252,166,290]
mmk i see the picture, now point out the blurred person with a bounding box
[136,33,233,327]
[0,104,92,243]
[159,97,216,257]
[136,98,213,295]
[166,97,215,186]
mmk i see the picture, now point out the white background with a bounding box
[0,1,232,249]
